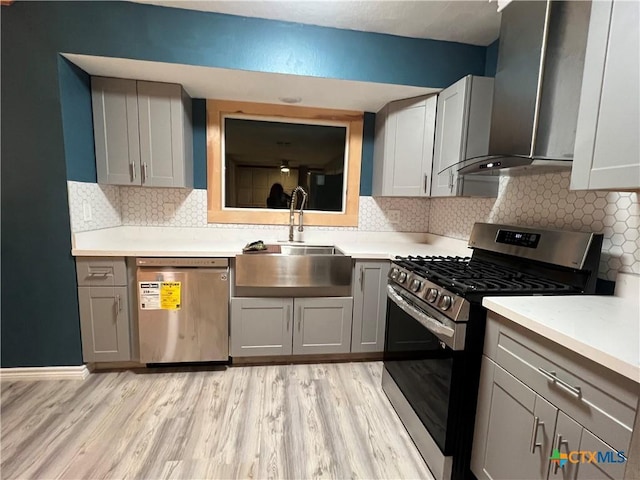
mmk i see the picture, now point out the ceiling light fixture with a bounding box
[280,160,290,173]
[279,96,302,104]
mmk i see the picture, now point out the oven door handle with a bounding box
[387,285,455,339]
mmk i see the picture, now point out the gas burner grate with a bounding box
[394,255,577,295]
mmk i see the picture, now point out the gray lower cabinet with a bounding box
[472,356,558,480]
[472,314,635,480]
[292,297,353,355]
[473,357,627,480]
[76,257,135,363]
[92,76,193,188]
[78,287,131,362]
[351,260,389,353]
[230,297,293,357]
[230,297,353,357]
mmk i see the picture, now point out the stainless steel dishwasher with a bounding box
[136,258,229,363]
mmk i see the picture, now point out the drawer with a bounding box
[76,257,127,286]
[485,313,638,454]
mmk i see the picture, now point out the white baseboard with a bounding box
[0,365,90,381]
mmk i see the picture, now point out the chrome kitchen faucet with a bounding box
[289,186,308,242]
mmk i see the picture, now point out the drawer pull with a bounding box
[88,272,111,278]
[538,368,582,398]
[529,415,544,453]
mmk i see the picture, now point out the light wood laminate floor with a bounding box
[1,362,433,480]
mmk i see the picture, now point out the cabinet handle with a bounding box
[298,307,302,332]
[448,170,454,190]
[142,163,148,184]
[130,162,136,181]
[359,266,364,291]
[423,174,428,194]
[529,415,544,454]
[538,368,582,398]
[115,294,122,313]
[552,434,569,474]
[88,271,110,278]
[286,305,291,331]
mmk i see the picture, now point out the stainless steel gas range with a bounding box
[382,223,604,480]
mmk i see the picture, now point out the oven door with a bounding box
[383,284,466,456]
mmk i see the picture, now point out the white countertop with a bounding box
[71,226,472,259]
[483,275,640,383]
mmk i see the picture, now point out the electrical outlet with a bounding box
[82,202,92,221]
[388,209,401,224]
[163,202,175,217]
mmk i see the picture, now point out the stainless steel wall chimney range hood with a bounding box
[456,0,592,176]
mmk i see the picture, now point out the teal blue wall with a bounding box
[192,99,208,190]
[59,57,97,183]
[2,1,490,367]
[360,113,376,196]
[485,39,499,77]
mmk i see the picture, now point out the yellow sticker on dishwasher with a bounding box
[160,282,181,310]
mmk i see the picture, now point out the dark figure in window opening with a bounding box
[266,183,291,208]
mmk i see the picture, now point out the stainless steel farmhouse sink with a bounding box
[234,245,352,296]
[278,245,340,256]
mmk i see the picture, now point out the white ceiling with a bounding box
[133,0,501,46]
[64,53,439,112]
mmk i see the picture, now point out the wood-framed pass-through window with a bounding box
[207,99,363,226]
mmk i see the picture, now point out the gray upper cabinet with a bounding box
[351,260,389,353]
[431,75,497,198]
[76,257,134,363]
[571,0,640,191]
[137,81,193,188]
[292,297,353,355]
[372,95,437,197]
[92,77,193,188]
[91,77,141,186]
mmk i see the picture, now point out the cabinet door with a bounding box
[351,261,389,353]
[431,76,470,197]
[572,0,640,190]
[472,357,558,480]
[575,429,627,480]
[92,77,141,186]
[385,96,436,196]
[78,286,131,362]
[548,411,584,480]
[292,297,353,355]
[137,81,189,187]
[230,298,293,357]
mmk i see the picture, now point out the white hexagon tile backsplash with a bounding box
[429,172,639,280]
[67,181,120,232]
[68,171,638,280]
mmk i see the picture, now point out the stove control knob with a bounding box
[397,272,407,283]
[410,279,422,292]
[426,288,439,303]
[439,295,453,311]
[389,268,399,280]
